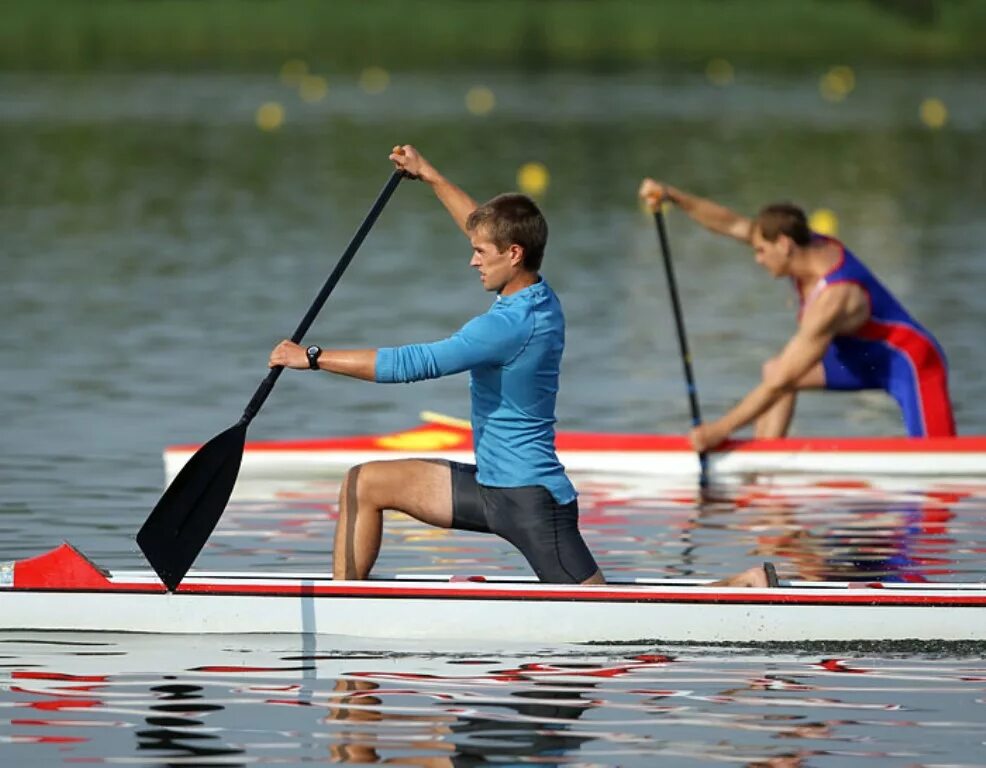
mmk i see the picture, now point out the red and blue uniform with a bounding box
[798,236,955,437]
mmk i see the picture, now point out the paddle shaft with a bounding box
[654,209,709,483]
[137,169,404,591]
[241,170,405,425]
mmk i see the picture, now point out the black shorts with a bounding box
[448,462,599,584]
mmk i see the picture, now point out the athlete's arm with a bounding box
[390,144,478,236]
[689,286,862,451]
[638,179,752,243]
[375,312,526,383]
[269,342,377,380]
[269,311,527,384]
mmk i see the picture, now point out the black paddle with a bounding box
[137,170,405,591]
[653,207,709,487]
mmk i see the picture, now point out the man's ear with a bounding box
[508,243,525,267]
[779,234,794,257]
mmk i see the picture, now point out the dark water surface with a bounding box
[2,69,986,764]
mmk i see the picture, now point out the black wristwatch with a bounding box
[305,344,322,370]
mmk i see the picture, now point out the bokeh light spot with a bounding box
[299,74,328,103]
[820,65,855,102]
[280,59,308,87]
[809,208,839,236]
[706,58,734,86]
[466,86,495,115]
[360,66,390,94]
[256,102,285,132]
[517,162,549,196]
[920,98,948,129]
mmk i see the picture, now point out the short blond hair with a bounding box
[466,193,548,271]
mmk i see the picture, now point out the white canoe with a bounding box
[164,415,986,482]
[3,543,985,644]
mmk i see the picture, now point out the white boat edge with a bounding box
[3,544,985,644]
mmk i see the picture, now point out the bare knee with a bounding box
[340,462,396,511]
[338,464,363,514]
[340,459,453,529]
[340,464,359,492]
[345,460,441,513]
[343,462,391,508]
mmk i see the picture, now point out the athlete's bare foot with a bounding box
[711,562,779,588]
[581,569,606,585]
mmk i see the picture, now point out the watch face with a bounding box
[307,346,320,356]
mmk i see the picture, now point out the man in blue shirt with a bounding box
[269,145,605,585]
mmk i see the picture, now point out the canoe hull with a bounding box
[164,422,986,481]
[3,545,985,643]
[4,586,986,643]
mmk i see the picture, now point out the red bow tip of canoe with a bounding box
[9,543,137,591]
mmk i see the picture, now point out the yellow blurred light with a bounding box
[465,86,495,115]
[517,162,549,197]
[360,66,390,94]
[299,74,328,103]
[809,208,839,236]
[831,65,855,91]
[404,528,451,542]
[279,59,308,87]
[920,98,948,129]
[706,58,734,86]
[820,65,855,102]
[255,102,285,132]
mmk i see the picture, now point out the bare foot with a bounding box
[711,562,779,588]
[581,569,606,585]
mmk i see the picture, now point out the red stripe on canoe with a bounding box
[169,423,986,454]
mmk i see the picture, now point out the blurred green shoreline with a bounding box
[5,0,986,72]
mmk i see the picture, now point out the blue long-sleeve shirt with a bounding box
[375,278,576,504]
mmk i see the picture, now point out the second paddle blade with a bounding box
[136,421,247,592]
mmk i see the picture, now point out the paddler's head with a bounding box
[466,193,547,295]
[751,202,812,278]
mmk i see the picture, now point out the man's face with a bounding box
[469,226,521,293]
[751,228,793,278]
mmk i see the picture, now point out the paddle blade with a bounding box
[136,422,247,591]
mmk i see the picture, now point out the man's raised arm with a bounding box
[390,145,477,235]
[639,178,753,243]
[687,287,856,451]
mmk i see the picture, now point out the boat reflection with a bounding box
[580,477,970,584]
[315,653,864,766]
[210,474,986,591]
[718,481,961,583]
[136,683,245,766]
[322,663,604,764]
[4,634,984,766]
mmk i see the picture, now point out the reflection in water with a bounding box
[701,481,962,583]
[324,678,456,764]
[1,636,985,765]
[211,474,986,589]
[325,662,607,765]
[137,682,245,766]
